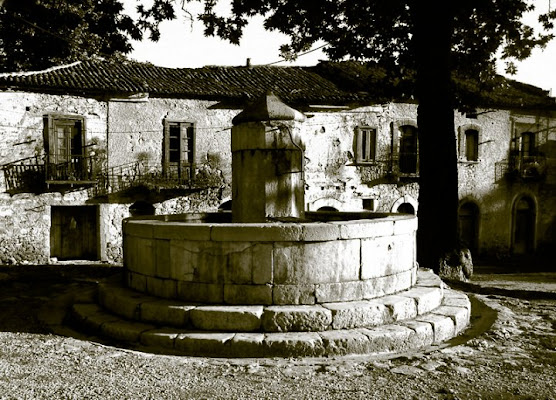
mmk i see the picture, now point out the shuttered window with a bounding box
[163,120,195,179]
[356,127,377,163]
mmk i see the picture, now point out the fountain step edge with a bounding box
[69,288,470,358]
[96,269,459,332]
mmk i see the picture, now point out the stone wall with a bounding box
[123,213,418,305]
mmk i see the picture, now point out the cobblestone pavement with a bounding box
[0,274,555,399]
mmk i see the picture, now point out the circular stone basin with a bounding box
[123,212,418,305]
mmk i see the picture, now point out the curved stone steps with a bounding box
[97,269,448,333]
[69,287,470,358]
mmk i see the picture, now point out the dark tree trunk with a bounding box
[413,3,460,272]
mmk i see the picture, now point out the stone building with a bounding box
[0,60,554,266]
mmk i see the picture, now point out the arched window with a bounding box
[512,196,536,255]
[459,202,479,255]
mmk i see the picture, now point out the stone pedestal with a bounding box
[231,93,306,223]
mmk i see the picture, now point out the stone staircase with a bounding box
[69,269,471,358]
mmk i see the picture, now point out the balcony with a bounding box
[507,154,547,181]
[2,156,46,194]
[2,155,99,194]
[2,156,197,196]
[93,162,195,197]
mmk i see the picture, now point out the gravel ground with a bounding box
[0,277,555,399]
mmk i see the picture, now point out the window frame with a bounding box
[355,126,378,164]
[457,124,481,163]
[162,119,195,179]
[43,113,86,165]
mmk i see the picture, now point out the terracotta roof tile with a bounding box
[0,59,554,110]
[0,59,360,105]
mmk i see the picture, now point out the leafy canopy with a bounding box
[0,0,175,72]
[141,0,555,78]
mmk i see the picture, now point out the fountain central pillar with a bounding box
[231,93,306,223]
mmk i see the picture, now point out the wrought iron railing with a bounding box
[93,161,194,196]
[45,155,97,182]
[2,155,194,195]
[1,156,46,193]
[506,154,547,180]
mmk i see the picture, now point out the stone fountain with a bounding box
[71,94,471,357]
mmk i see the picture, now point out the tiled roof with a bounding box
[311,61,556,111]
[0,59,554,110]
[0,59,361,105]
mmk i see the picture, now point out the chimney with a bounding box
[246,58,251,68]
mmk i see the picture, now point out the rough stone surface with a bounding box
[324,301,391,330]
[398,287,442,314]
[190,306,264,332]
[139,300,195,327]
[319,330,371,356]
[273,284,316,305]
[358,325,415,353]
[174,332,235,357]
[373,295,418,320]
[415,314,456,344]
[263,332,325,358]
[223,284,273,305]
[262,306,332,332]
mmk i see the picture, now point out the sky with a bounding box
[125,1,556,96]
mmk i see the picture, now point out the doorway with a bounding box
[512,196,536,255]
[459,202,479,256]
[51,206,99,260]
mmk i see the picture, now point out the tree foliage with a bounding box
[0,0,174,72]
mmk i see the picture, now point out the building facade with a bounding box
[0,60,554,266]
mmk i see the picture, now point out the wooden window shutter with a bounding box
[391,122,399,168]
[355,127,363,163]
[163,119,170,174]
[43,115,56,164]
[180,123,189,163]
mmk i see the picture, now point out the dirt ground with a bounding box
[0,271,555,399]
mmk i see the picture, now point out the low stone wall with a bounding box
[123,213,417,305]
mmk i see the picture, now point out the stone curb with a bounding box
[443,279,556,300]
[70,286,469,358]
[98,269,444,333]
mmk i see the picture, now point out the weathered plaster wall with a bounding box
[0,92,109,264]
[0,91,107,191]
[302,103,419,213]
[454,110,556,257]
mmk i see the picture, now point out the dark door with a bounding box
[459,202,479,256]
[513,197,535,255]
[51,206,98,260]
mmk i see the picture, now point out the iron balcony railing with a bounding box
[93,161,194,196]
[2,155,194,195]
[46,155,98,183]
[508,154,547,180]
[1,156,46,193]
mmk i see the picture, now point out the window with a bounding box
[465,129,479,161]
[521,132,536,159]
[43,114,86,180]
[399,125,418,174]
[163,120,195,180]
[356,127,377,163]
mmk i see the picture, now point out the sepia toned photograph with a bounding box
[0,1,555,398]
